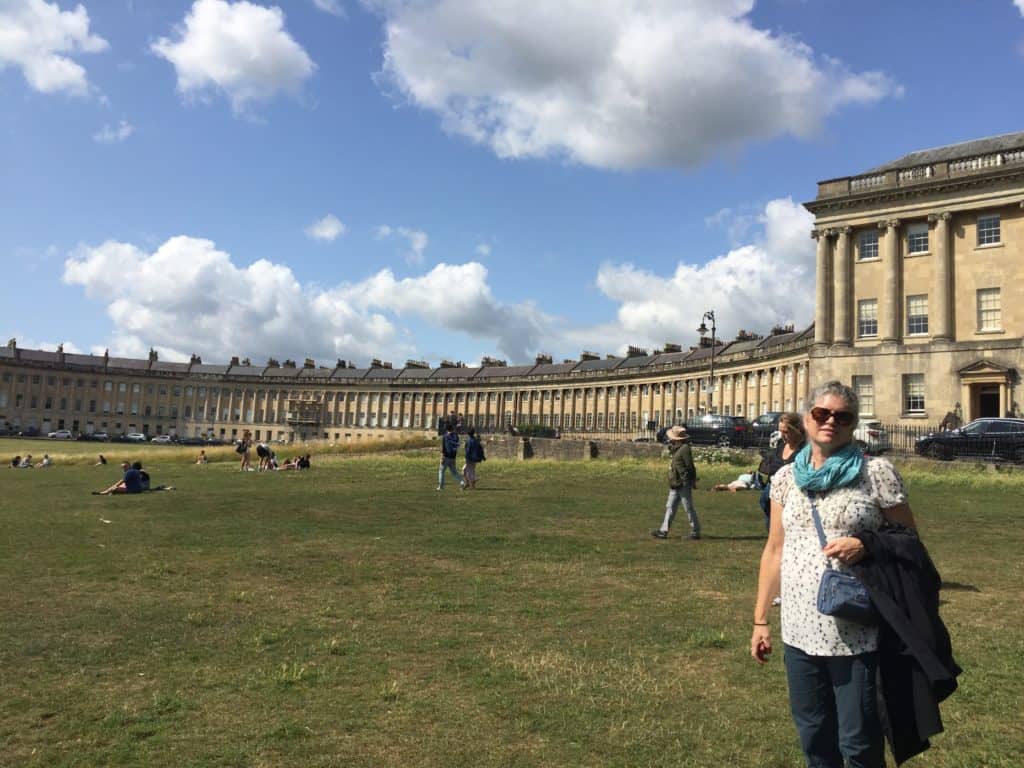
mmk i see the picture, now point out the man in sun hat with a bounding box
[652,425,701,540]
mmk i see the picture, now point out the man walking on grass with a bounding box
[436,423,464,490]
[652,425,701,540]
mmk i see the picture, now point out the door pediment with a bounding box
[958,359,1011,380]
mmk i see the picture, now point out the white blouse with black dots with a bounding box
[771,456,908,656]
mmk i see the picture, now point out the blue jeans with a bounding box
[659,486,699,535]
[759,482,772,529]
[783,644,884,768]
[437,457,462,488]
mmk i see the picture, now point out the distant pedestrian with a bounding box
[652,425,700,540]
[237,430,252,471]
[462,428,486,489]
[436,423,463,490]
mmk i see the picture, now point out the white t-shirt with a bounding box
[771,456,907,656]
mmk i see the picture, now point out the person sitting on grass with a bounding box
[710,471,760,493]
[196,450,208,465]
[132,460,175,491]
[96,454,107,466]
[297,454,311,470]
[39,454,52,468]
[94,462,142,495]
[10,455,22,469]
[19,454,34,468]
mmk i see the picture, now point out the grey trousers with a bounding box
[660,486,699,535]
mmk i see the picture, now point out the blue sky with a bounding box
[3,0,1024,367]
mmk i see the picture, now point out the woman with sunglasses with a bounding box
[750,380,916,768]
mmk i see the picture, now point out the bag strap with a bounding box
[807,492,835,571]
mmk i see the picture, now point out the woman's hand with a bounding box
[750,625,772,664]
[822,536,866,566]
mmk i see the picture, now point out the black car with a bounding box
[751,412,784,446]
[684,415,755,448]
[915,418,1024,462]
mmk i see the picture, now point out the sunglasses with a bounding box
[809,407,856,427]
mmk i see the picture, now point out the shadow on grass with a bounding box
[942,581,980,592]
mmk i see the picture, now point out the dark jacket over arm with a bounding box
[852,525,961,765]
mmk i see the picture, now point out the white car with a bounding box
[125,432,147,442]
[48,429,74,439]
[854,420,892,454]
[151,435,173,444]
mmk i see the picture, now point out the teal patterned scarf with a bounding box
[792,442,863,492]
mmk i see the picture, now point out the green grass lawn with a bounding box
[1,447,1021,767]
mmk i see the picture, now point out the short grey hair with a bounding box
[805,380,859,417]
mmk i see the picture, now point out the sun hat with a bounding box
[666,425,689,442]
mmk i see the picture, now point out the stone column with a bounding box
[930,212,953,341]
[813,229,833,345]
[778,366,787,411]
[833,227,853,345]
[881,219,902,343]
[767,369,775,412]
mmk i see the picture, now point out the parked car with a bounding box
[751,412,783,446]
[151,435,174,444]
[47,429,74,439]
[914,418,1024,462]
[853,420,891,454]
[19,427,41,437]
[92,431,110,441]
[125,432,147,442]
[684,415,756,448]
[178,436,206,446]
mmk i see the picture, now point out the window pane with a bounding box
[858,299,878,337]
[977,215,1000,246]
[977,288,1001,331]
[858,230,879,260]
[907,294,929,335]
[853,375,874,416]
[904,374,925,413]
[907,223,929,253]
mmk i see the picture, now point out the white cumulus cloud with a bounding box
[376,224,429,264]
[1016,0,1024,16]
[152,0,316,114]
[92,119,134,143]
[305,214,346,241]
[576,197,815,353]
[311,0,344,16]
[0,0,108,96]
[375,0,901,170]
[61,235,550,364]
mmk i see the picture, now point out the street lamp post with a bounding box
[697,310,716,415]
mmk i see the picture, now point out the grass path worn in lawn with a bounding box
[1,454,1021,767]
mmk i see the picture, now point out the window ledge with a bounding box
[905,251,931,258]
[905,333,930,339]
[857,335,879,340]
[856,257,881,264]
[975,242,1003,251]
[901,412,930,420]
[976,329,1005,335]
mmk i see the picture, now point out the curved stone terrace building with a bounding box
[0,330,813,442]
[3,130,1024,441]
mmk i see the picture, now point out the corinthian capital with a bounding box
[877,219,901,231]
[927,211,952,223]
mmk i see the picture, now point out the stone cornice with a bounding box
[804,166,1024,215]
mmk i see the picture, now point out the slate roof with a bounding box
[430,367,478,380]
[363,367,402,380]
[650,351,692,367]
[227,365,266,377]
[63,353,105,368]
[475,365,535,379]
[331,367,366,379]
[574,357,622,372]
[761,331,799,348]
[190,363,230,375]
[722,339,764,355]
[531,361,577,376]
[262,367,302,378]
[18,349,60,363]
[396,367,433,379]
[866,130,1024,173]
[152,361,191,373]
[107,356,149,370]
[617,354,657,370]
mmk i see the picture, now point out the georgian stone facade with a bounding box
[806,130,1024,424]
[2,131,1023,440]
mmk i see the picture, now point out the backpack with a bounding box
[235,441,246,454]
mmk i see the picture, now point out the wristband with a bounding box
[753,622,769,626]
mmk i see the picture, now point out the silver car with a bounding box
[854,420,891,454]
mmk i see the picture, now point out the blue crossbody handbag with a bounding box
[808,493,875,624]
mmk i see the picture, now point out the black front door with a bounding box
[979,387,1000,418]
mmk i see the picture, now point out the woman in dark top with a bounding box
[758,412,805,528]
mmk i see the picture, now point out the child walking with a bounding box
[652,425,701,540]
[462,428,486,489]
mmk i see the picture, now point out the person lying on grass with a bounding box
[709,471,759,493]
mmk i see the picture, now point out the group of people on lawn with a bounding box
[437,418,486,490]
[231,431,312,472]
